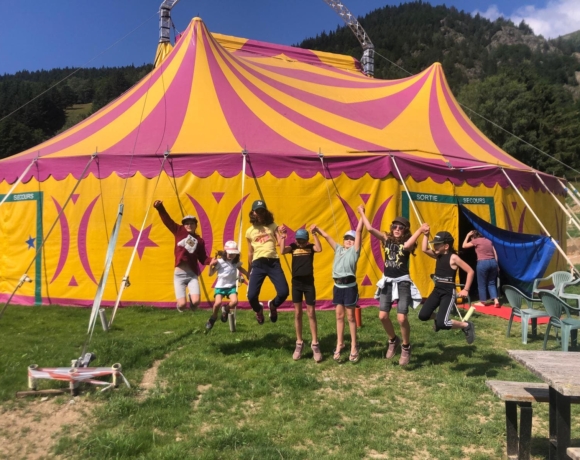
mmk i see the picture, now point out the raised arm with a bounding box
[310,224,322,253]
[278,224,292,255]
[153,200,178,233]
[462,230,475,249]
[354,216,364,252]
[312,224,336,251]
[421,224,436,259]
[404,223,429,251]
[357,204,386,242]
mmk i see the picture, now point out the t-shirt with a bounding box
[290,243,315,279]
[332,245,360,279]
[383,241,410,277]
[214,258,242,288]
[471,237,495,261]
[246,223,279,260]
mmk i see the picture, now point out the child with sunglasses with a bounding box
[312,215,364,363]
[358,205,426,366]
[419,227,476,344]
[279,225,323,362]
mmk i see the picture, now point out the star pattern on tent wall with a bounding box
[25,235,35,249]
[123,224,158,259]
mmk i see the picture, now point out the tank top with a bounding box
[434,252,456,282]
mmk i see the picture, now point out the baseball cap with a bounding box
[295,229,309,240]
[181,215,197,224]
[392,216,410,228]
[224,240,240,254]
[343,230,356,240]
[429,231,454,245]
[251,200,266,211]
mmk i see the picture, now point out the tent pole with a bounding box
[565,180,580,207]
[535,173,580,234]
[502,169,578,275]
[558,178,580,215]
[390,156,424,225]
[109,154,170,327]
[0,158,37,208]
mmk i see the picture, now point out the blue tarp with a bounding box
[459,205,556,295]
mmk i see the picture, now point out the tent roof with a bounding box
[0,17,559,191]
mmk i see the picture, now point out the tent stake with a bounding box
[502,169,579,275]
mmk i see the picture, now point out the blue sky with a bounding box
[1,0,578,74]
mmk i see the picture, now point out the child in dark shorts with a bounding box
[313,215,364,363]
[279,225,323,362]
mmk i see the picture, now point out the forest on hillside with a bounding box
[1,1,580,177]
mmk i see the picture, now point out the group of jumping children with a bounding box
[153,198,476,367]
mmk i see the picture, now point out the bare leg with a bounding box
[379,310,397,340]
[335,304,345,350]
[176,297,187,311]
[398,313,411,345]
[306,304,318,344]
[346,307,358,354]
[190,294,201,310]
[211,295,223,320]
[294,302,304,343]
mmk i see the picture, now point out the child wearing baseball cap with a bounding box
[206,241,249,331]
[312,213,365,363]
[279,226,323,362]
[419,226,476,344]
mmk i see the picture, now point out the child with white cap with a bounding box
[153,200,212,312]
[279,225,323,362]
[206,241,249,331]
[312,215,364,363]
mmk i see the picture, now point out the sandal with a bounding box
[333,344,345,362]
[349,346,360,363]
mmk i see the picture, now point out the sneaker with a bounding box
[293,342,304,360]
[268,300,278,323]
[463,321,476,344]
[205,317,216,331]
[311,343,323,363]
[399,344,411,366]
[386,336,401,359]
[255,303,265,325]
[221,305,229,323]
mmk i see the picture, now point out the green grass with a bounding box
[0,304,578,459]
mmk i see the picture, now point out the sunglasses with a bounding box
[391,224,406,231]
[343,236,355,241]
[183,221,196,226]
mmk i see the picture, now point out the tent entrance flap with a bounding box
[459,205,556,296]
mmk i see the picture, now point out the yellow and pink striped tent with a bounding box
[0,17,566,308]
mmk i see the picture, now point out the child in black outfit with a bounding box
[419,227,476,344]
[279,225,323,362]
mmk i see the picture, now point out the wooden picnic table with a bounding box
[508,350,580,460]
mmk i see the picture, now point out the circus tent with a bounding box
[0,17,567,308]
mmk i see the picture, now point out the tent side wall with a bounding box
[0,168,566,308]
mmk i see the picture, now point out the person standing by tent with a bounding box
[419,227,476,344]
[153,200,212,312]
[279,225,323,362]
[245,200,289,324]
[462,230,500,308]
[358,205,426,366]
[312,215,364,363]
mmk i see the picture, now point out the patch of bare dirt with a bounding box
[136,352,174,401]
[0,398,97,460]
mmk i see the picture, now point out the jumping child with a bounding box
[245,200,289,324]
[153,200,212,312]
[279,225,323,362]
[206,241,249,331]
[313,215,364,363]
[419,227,476,344]
[358,205,426,366]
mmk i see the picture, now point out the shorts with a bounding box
[332,284,359,307]
[214,286,237,298]
[379,281,412,315]
[173,268,200,299]
[292,277,316,305]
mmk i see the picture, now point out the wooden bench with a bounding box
[486,380,580,460]
[568,447,580,460]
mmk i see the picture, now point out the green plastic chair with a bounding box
[538,291,580,352]
[503,285,550,344]
[532,271,573,298]
[558,277,580,311]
